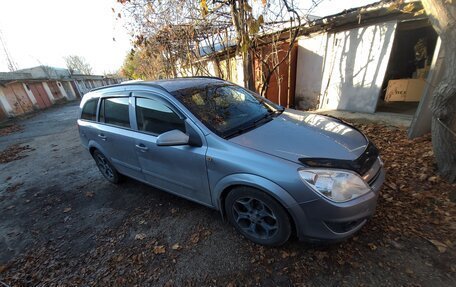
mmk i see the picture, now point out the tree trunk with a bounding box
[421,0,456,182]
[243,49,255,90]
[229,0,255,90]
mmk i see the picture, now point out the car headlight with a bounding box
[299,169,371,202]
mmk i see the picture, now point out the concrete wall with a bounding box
[295,21,397,113]
[319,21,397,113]
[199,56,244,87]
[22,83,38,106]
[0,88,13,116]
[234,56,244,87]
[295,33,328,110]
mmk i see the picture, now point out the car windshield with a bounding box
[175,84,282,138]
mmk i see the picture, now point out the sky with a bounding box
[0,0,378,74]
[0,0,130,74]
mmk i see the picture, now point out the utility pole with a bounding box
[0,29,18,71]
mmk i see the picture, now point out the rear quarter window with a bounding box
[81,98,98,121]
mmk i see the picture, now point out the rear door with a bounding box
[131,92,212,206]
[94,94,143,180]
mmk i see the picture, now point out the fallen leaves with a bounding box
[388,240,404,249]
[84,191,94,198]
[367,243,378,251]
[6,182,24,192]
[0,144,33,164]
[134,233,146,240]
[153,245,166,254]
[171,243,181,250]
[354,123,456,241]
[189,233,200,244]
[427,239,448,253]
[187,225,212,246]
[0,124,23,136]
[281,251,290,258]
[1,121,455,286]
[314,251,329,261]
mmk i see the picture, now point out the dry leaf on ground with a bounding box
[135,233,146,240]
[153,245,166,254]
[428,239,448,253]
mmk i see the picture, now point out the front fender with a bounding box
[212,173,297,209]
[212,173,307,235]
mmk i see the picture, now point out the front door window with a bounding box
[135,98,185,135]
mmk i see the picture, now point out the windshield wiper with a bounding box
[254,111,274,124]
[224,112,274,139]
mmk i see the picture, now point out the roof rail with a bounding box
[177,76,224,81]
[89,82,169,93]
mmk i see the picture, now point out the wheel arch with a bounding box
[88,140,108,157]
[213,173,303,236]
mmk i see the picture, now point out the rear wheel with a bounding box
[225,187,291,246]
[92,150,121,184]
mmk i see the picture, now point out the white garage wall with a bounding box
[295,21,398,113]
[295,33,328,110]
[319,21,397,113]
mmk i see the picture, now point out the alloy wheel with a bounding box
[232,197,279,240]
[95,153,114,179]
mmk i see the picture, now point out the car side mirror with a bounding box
[156,130,190,146]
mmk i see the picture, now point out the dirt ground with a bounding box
[0,102,455,286]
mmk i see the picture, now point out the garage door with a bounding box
[47,81,64,100]
[28,83,52,109]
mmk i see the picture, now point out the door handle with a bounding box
[98,134,107,141]
[135,144,149,151]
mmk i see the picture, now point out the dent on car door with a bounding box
[94,96,143,179]
[132,94,212,206]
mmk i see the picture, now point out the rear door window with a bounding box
[81,98,98,121]
[135,98,185,135]
[100,97,130,128]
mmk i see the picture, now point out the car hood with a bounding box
[229,109,368,164]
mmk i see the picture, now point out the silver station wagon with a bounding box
[78,77,385,246]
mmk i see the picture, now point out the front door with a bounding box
[132,94,211,206]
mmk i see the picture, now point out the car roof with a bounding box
[91,76,227,95]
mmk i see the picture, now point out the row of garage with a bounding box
[0,71,123,121]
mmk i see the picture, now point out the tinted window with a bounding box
[81,98,98,121]
[101,97,130,128]
[136,98,185,135]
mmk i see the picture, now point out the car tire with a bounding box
[225,187,291,246]
[92,149,122,184]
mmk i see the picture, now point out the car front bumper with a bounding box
[289,166,385,242]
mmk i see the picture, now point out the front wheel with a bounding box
[225,187,292,246]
